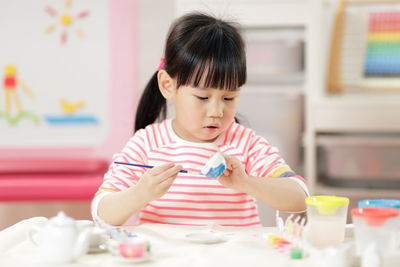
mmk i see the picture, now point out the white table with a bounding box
[0,222,319,267]
[3,221,398,267]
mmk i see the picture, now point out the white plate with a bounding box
[185,232,226,244]
[112,254,152,264]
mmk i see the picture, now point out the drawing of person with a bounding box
[3,64,34,115]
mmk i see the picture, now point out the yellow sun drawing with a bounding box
[44,0,90,45]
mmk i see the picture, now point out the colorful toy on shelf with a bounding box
[364,11,400,76]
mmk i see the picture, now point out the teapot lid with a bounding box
[49,211,75,226]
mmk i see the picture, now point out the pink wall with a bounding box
[96,0,137,159]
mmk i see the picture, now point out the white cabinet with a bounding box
[304,0,400,207]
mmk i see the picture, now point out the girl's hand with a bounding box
[217,154,249,192]
[135,163,182,203]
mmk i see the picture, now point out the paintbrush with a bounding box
[114,152,226,178]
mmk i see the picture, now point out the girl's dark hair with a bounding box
[135,12,246,132]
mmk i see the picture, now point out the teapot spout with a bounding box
[73,227,90,259]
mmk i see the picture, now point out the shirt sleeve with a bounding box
[246,133,309,195]
[96,129,148,194]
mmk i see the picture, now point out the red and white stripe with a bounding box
[94,120,307,226]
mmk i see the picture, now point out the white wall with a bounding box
[137,0,175,92]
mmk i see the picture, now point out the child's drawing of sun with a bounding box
[44,0,90,45]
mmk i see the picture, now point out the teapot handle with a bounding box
[27,224,42,247]
[73,227,91,259]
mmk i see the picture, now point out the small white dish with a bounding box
[185,231,226,244]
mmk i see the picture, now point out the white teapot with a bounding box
[28,211,90,263]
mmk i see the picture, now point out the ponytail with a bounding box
[134,72,167,132]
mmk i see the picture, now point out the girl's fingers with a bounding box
[222,154,234,170]
[158,175,177,189]
[157,165,182,183]
[149,163,175,175]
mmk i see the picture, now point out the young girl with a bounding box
[92,12,308,227]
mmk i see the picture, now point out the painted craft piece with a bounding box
[200,152,226,178]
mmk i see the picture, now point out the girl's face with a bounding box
[171,85,240,143]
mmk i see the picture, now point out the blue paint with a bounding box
[203,163,226,178]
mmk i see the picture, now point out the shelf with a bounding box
[311,96,400,132]
[243,84,304,95]
[316,93,400,105]
[317,134,400,146]
[247,72,305,85]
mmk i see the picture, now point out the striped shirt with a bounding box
[92,119,307,227]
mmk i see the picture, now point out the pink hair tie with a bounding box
[157,58,165,71]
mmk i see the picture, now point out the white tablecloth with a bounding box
[0,222,314,267]
[0,221,398,267]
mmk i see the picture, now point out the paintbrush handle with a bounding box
[114,161,189,173]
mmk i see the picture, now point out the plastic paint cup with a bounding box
[305,195,349,248]
[351,207,399,256]
[358,199,400,209]
[358,199,400,236]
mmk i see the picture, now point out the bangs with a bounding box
[180,58,245,91]
[174,22,246,91]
